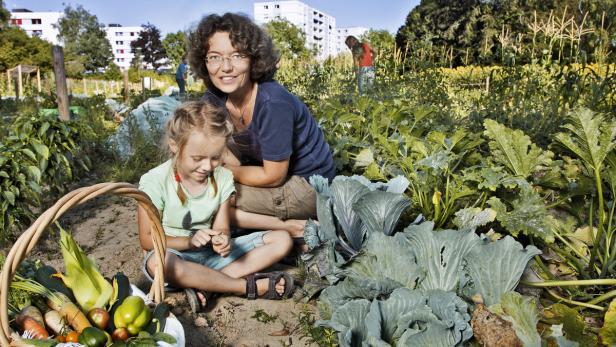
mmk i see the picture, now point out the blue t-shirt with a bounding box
[176,62,187,80]
[204,80,335,181]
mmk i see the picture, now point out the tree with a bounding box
[263,19,314,59]
[0,0,10,29]
[131,23,166,69]
[57,5,112,75]
[0,27,52,71]
[162,31,187,69]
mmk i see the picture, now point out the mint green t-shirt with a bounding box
[138,160,235,237]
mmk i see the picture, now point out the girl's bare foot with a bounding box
[256,277,285,296]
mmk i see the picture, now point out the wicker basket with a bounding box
[0,182,168,346]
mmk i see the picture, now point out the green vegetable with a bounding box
[108,272,131,332]
[56,227,113,312]
[34,265,75,302]
[146,303,170,334]
[78,326,109,347]
[114,296,152,335]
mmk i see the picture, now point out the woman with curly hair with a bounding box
[187,13,335,240]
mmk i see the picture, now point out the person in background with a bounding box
[187,13,336,243]
[175,56,188,96]
[345,35,375,94]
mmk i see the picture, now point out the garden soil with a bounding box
[14,194,318,347]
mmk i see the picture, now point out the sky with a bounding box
[7,0,419,35]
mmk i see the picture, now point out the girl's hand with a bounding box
[212,234,231,257]
[190,229,219,249]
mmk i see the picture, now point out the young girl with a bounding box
[137,100,294,309]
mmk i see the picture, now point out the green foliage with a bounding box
[490,292,541,347]
[0,0,9,28]
[295,306,338,347]
[162,31,187,69]
[131,23,166,69]
[0,27,53,72]
[0,111,90,241]
[263,20,314,60]
[57,5,113,74]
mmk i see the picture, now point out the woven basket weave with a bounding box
[0,182,167,345]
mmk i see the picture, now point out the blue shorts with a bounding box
[142,231,266,287]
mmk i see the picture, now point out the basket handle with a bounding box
[0,182,167,345]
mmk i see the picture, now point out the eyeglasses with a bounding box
[205,53,249,68]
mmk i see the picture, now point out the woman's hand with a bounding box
[212,234,231,257]
[190,229,219,249]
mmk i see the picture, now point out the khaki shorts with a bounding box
[235,175,317,220]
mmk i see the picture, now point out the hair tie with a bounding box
[174,168,181,182]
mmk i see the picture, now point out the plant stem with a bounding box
[587,289,616,306]
[522,278,616,287]
[545,288,605,311]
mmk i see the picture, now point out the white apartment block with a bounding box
[104,24,143,69]
[254,1,337,60]
[9,9,62,45]
[336,26,369,54]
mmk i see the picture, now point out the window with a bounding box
[116,58,120,62]
[120,58,125,62]
[115,32,123,36]
[31,18,42,24]
[275,4,279,8]
[116,49,124,54]
[32,30,42,37]
[264,5,268,9]
[115,40,124,45]
[130,32,135,36]
[11,18,23,25]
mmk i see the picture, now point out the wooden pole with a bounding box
[16,65,23,99]
[36,68,41,93]
[52,45,70,121]
[95,79,99,95]
[82,78,87,96]
[6,70,11,95]
[123,69,129,103]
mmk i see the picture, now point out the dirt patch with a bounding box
[8,194,319,347]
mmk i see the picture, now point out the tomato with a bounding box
[65,330,80,342]
[56,335,67,343]
[87,308,110,330]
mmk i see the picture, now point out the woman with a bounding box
[187,13,335,237]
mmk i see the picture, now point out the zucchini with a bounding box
[146,303,170,334]
[33,265,75,302]
[106,272,131,332]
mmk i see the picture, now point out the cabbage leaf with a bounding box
[354,191,410,236]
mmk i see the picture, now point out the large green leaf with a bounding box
[555,108,616,173]
[600,298,616,346]
[484,119,553,178]
[543,303,595,346]
[452,207,497,230]
[317,299,371,347]
[331,176,370,251]
[488,188,556,243]
[490,292,541,347]
[354,191,410,236]
[463,236,541,306]
[346,233,423,290]
[403,222,481,292]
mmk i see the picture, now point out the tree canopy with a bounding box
[0,0,10,29]
[57,5,112,75]
[396,0,616,66]
[263,19,314,59]
[162,30,186,69]
[131,23,166,69]
[0,27,53,71]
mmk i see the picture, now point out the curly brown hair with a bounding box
[188,13,280,92]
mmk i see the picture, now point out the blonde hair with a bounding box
[165,101,234,204]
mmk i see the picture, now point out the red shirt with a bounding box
[358,43,373,67]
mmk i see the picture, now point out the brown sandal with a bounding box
[245,271,295,300]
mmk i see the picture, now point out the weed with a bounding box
[251,309,279,324]
[295,305,338,347]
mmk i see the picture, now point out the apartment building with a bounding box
[336,26,369,54]
[254,1,337,60]
[9,9,62,45]
[104,24,143,69]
